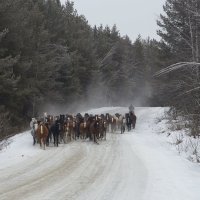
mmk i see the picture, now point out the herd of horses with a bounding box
[31,111,137,150]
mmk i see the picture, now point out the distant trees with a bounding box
[0,0,164,138]
[0,28,20,137]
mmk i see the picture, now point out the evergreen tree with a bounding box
[156,0,200,137]
[157,0,200,62]
[0,28,20,137]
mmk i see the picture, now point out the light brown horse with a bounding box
[89,116,100,144]
[36,122,49,150]
[65,117,76,141]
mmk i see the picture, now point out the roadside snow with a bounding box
[154,109,200,163]
[0,131,41,169]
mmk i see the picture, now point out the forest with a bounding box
[0,0,200,139]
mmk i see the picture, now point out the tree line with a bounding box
[1,0,199,139]
[0,0,163,138]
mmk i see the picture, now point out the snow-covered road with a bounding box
[0,107,200,200]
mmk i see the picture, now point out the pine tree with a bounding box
[156,0,200,137]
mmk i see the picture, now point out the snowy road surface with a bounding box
[0,107,200,200]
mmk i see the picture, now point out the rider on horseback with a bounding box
[129,104,134,113]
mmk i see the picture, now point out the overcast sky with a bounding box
[61,0,166,42]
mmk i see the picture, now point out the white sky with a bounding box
[60,0,165,42]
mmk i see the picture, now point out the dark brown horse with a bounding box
[45,115,54,144]
[125,113,132,131]
[36,122,49,150]
[99,118,107,140]
[130,111,137,129]
[79,119,90,139]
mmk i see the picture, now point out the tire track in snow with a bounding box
[0,132,148,200]
[0,143,86,200]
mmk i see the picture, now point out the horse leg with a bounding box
[72,129,75,141]
[133,119,136,129]
[128,123,130,131]
[54,134,58,147]
[33,136,36,145]
[46,134,49,146]
[85,131,87,140]
[93,133,95,143]
[63,131,67,144]
[41,138,45,150]
[75,128,78,140]
[40,138,43,148]
[70,129,72,140]
[55,134,58,147]
[93,132,99,144]
[62,132,64,142]
[68,130,71,141]
[43,138,46,150]
[56,134,59,147]
[121,126,123,134]
[69,129,73,141]
[104,128,106,140]
[61,131,64,143]
[53,133,56,146]
[82,130,85,140]
[49,131,53,143]
[79,129,82,139]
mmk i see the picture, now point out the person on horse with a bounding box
[128,104,137,129]
[43,112,48,122]
[129,104,134,113]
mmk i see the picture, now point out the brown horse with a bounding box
[36,122,49,150]
[130,111,137,129]
[79,119,90,140]
[99,119,107,140]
